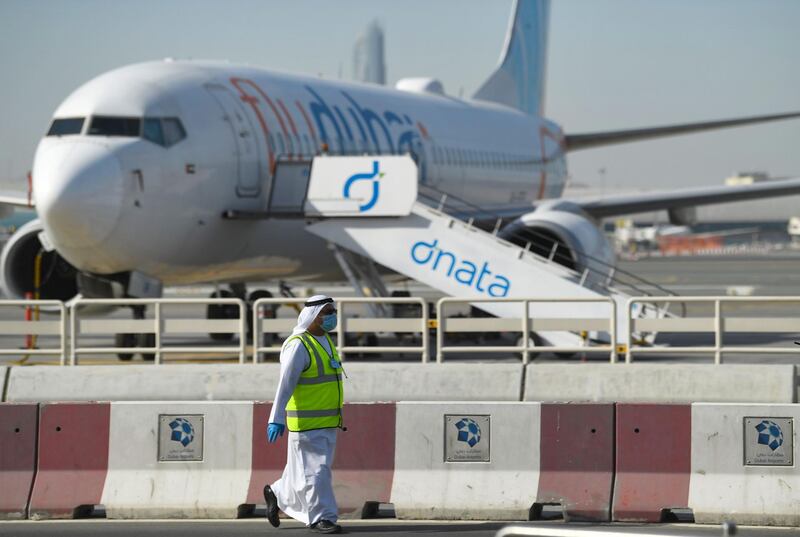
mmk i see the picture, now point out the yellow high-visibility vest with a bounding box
[284,332,344,432]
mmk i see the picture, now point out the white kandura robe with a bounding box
[268,333,339,526]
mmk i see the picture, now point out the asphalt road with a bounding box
[1,520,799,537]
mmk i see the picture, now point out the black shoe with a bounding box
[263,485,280,528]
[310,519,342,534]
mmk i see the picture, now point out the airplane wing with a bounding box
[0,191,33,209]
[572,176,800,219]
[565,111,800,152]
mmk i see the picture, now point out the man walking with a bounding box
[264,295,344,534]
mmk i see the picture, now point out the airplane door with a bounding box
[205,84,262,197]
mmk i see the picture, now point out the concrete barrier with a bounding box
[390,402,541,520]
[612,404,691,522]
[689,403,800,526]
[6,363,524,403]
[247,402,396,518]
[534,403,614,521]
[101,401,254,519]
[29,402,111,519]
[5,364,280,402]
[0,403,38,519]
[343,363,523,402]
[27,401,394,519]
[525,364,796,403]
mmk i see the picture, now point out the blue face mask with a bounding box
[321,313,337,332]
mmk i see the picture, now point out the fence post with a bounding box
[154,301,162,365]
[69,302,78,365]
[420,298,429,363]
[436,299,444,363]
[714,299,722,365]
[521,300,530,364]
[338,300,346,362]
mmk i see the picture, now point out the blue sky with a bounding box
[1,0,798,192]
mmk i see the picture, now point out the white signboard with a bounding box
[744,417,793,466]
[158,414,204,462]
[305,155,418,217]
[444,414,490,463]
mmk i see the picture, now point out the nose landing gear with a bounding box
[114,305,155,361]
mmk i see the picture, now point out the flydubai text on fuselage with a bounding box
[33,60,567,285]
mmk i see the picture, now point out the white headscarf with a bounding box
[289,294,335,337]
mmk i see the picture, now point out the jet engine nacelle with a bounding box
[0,219,79,302]
[498,201,616,287]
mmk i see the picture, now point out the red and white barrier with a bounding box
[10,400,800,525]
[689,404,800,526]
[613,404,692,522]
[390,402,614,521]
[26,401,395,519]
[29,402,111,519]
[0,403,38,520]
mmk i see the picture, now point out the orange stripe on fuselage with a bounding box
[230,77,276,172]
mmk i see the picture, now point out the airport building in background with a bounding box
[352,20,386,85]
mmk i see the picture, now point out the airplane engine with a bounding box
[498,202,617,288]
[0,219,79,302]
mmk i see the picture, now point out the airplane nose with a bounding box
[34,141,124,249]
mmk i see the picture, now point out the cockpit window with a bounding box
[47,118,84,136]
[162,118,186,146]
[143,117,186,148]
[88,116,141,137]
[143,118,165,146]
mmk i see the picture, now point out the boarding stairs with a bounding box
[226,155,676,347]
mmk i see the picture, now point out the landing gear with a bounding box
[115,305,155,361]
[114,333,136,361]
[207,289,238,341]
[248,289,276,348]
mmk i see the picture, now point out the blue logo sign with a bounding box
[411,239,510,297]
[455,418,481,448]
[756,420,784,451]
[344,160,383,212]
[169,417,196,447]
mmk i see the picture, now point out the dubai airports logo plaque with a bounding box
[444,415,490,463]
[158,414,204,462]
[744,417,793,466]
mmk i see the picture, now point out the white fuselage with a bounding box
[32,61,567,285]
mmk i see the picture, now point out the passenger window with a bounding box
[47,117,84,136]
[162,118,186,147]
[143,118,165,146]
[88,116,140,137]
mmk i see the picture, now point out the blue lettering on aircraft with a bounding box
[303,85,421,157]
[411,239,511,297]
[344,160,383,212]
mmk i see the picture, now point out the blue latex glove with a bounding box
[267,422,285,443]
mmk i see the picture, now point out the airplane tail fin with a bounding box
[473,0,550,116]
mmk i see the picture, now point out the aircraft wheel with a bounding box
[516,332,541,360]
[248,289,276,349]
[138,333,156,361]
[207,290,237,341]
[115,333,135,361]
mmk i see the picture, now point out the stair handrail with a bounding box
[416,184,681,302]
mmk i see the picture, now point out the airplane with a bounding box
[1,0,800,355]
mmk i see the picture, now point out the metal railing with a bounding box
[0,300,67,364]
[70,298,247,364]
[0,295,798,365]
[253,296,429,362]
[627,296,800,364]
[436,297,617,363]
